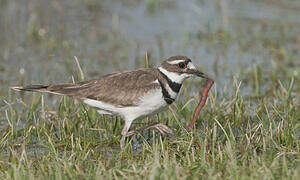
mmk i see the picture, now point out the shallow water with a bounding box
[1,0,299,88]
[0,0,299,126]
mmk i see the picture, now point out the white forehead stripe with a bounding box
[167,60,186,65]
[187,62,196,70]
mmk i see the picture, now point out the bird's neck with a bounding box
[157,67,182,93]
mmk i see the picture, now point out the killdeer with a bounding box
[11,56,206,148]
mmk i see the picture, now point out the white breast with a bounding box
[83,88,168,121]
[120,88,168,121]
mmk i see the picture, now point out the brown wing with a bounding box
[46,68,161,107]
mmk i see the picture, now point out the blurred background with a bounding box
[0,0,299,101]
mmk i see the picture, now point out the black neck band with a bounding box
[158,69,182,93]
[157,80,175,104]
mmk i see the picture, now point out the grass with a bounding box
[0,56,299,179]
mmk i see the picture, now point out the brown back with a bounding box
[46,68,162,107]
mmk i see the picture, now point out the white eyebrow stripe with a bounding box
[187,62,196,69]
[167,60,186,64]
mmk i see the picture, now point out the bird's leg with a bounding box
[125,123,173,137]
[120,136,126,149]
[120,120,133,149]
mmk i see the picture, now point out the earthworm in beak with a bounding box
[188,77,214,130]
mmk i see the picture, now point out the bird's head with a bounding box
[158,56,206,83]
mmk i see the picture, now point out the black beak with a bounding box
[194,70,207,78]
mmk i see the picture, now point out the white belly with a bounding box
[83,88,169,121]
[121,89,169,120]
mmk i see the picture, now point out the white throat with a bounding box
[158,67,191,84]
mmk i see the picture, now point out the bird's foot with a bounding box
[120,123,173,149]
[150,123,173,135]
[125,122,173,137]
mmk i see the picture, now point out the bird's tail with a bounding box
[10,83,84,96]
[11,85,50,92]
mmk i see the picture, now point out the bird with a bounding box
[11,55,206,148]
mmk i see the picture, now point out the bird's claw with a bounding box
[152,123,173,134]
[121,123,172,148]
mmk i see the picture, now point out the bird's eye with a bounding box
[178,62,186,69]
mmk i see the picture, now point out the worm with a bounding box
[188,78,214,130]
